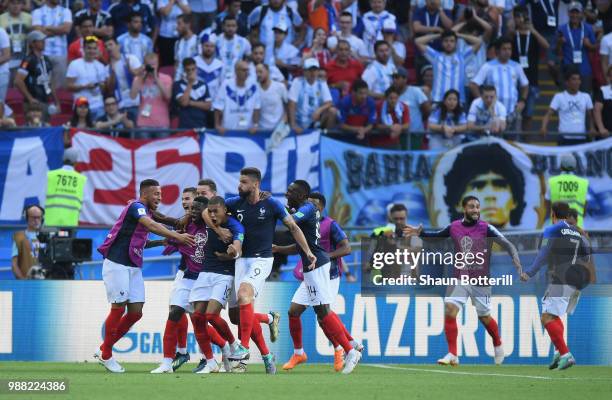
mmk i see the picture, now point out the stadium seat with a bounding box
[5,88,24,115]
[50,113,71,126]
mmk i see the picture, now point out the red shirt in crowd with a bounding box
[372,100,410,147]
[68,39,109,64]
[325,58,364,97]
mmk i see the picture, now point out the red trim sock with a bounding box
[176,313,188,349]
[545,318,569,355]
[332,312,353,342]
[239,303,254,348]
[318,318,340,348]
[163,320,179,359]
[289,316,303,349]
[250,315,269,355]
[444,316,458,356]
[111,312,142,347]
[191,312,213,359]
[207,313,236,343]
[101,306,125,360]
[483,318,502,347]
[322,313,352,353]
[255,312,270,324]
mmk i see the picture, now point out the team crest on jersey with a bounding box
[258,207,266,219]
[460,236,473,253]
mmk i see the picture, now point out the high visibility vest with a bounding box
[548,173,588,228]
[45,168,87,227]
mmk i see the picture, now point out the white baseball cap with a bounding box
[382,19,397,33]
[303,58,320,70]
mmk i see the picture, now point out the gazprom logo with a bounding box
[99,324,202,354]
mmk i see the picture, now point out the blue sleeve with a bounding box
[270,197,290,220]
[413,8,424,24]
[292,202,314,223]
[338,96,349,123]
[229,218,245,242]
[225,196,240,213]
[330,221,348,246]
[367,98,377,125]
[587,25,595,43]
[525,226,558,277]
[248,7,261,28]
[129,202,147,220]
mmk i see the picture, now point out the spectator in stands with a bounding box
[362,40,397,99]
[68,16,109,64]
[428,89,467,149]
[249,42,285,83]
[256,63,287,131]
[249,0,304,65]
[374,86,410,148]
[109,0,156,38]
[466,84,507,138]
[74,0,113,39]
[381,19,406,68]
[67,96,94,129]
[24,102,47,127]
[214,0,249,37]
[117,13,154,64]
[325,39,364,98]
[94,95,134,136]
[14,31,59,120]
[105,37,142,124]
[131,52,173,134]
[420,64,434,99]
[541,68,594,145]
[392,67,431,137]
[0,101,16,127]
[213,60,260,134]
[302,27,332,67]
[157,0,191,67]
[307,0,342,34]
[0,26,11,102]
[270,22,300,78]
[174,14,198,81]
[470,37,529,129]
[288,57,335,133]
[172,57,211,129]
[0,0,31,83]
[602,27,612,73]
[12,204,44,279]
[362,0,396,57]
[338,78,376,143]
[519,0,559,86]
[510,5,549,131]
[594,65,612,137]
[189,0,217,33]
[556,2,596,92]
[416,30,482,106]
[197,178,217,198]
[66,37,110,120]
[31,0,72,88]
[335,11,368,62]
[412,0,453,39]
[217,15,252,81]
[194,32,223,95]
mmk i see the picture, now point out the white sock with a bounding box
[162,357,173,365]
[267,313,274,324]
[349,340,358,348]
[177,347,187,355]
[231,340,240,349]
[334,345,343,352]
[294,348,304,355]
[206,358,216,365]
[222,343,231,355]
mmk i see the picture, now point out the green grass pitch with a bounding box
[1,362,611,400]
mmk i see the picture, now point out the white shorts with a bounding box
[169,274,195,313]
[189,272,234,307]
[292,275,339,306]
[445,285,492,316]
[228,257,274,308]
[542,284,580,316]
[302,263,334,306]
[102,259,145,304]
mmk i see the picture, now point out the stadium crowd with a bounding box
[0,0,611,148]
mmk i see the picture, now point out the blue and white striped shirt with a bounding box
[117,33,154,64]
[471,59,529,114]
[425,46,474,103]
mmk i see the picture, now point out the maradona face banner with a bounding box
[320,136,612,230]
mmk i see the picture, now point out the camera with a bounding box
[145,64,155,73]
[38,228,93,279]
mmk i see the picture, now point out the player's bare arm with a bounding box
[138,216,196,247]
[215,240,242,261]
[272,243,298,255]
[202,208,232,242]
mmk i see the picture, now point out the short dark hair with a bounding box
[568,208,579,220]
[140,179,160,191]
[208,196,226,207]
[480,85,496,94]
[198,179,217,191]
[178,13,193,25]
[293,180,311,196]
[252,42,265,52]
[352,78,369,92]
[389,203,407,214]
[78,15,95,26]
[374,40,389,52]
[462,196,480,207]
[192,196,209,207]
[340,11,353,19]
[309,192,326,208]
[183,186,197,195]
[385,86,400,97]
[104,37,118,45]
[552,202,570,219]
[240,167,262,182]
[182,57,196,68]
[495,36,513,50]
[127,12,141,23]
[441,30,457,41]
[223,15,237,24]
[564,66,581,81]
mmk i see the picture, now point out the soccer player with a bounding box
[95,179,195,373]
[520,202,592,370]
[204,167,315,374]
[404,195,522,366]
[274,192,360,372]
[283,181,362,374]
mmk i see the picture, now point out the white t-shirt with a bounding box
[258,81,287,130]
[247,62,285,84]
[31,5,72,57]
[600,32,612,66]
[110,54,142,109]
[0,27,10,74]
[66,58,109,110]
[213,78,261,130]
[337,33,369,59]
[550,91,593,135]
[362,60,397,95]
[288,77,332,129]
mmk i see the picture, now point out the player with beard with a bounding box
[404,195,522,366]
[95,179,195,373]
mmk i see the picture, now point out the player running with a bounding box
[404,195,522,366]
[520,202,592,370]
[285,181,362,374]
[274,192,361,372]
[205,168,316,374]
[95,179,195,373]
[189,196,245,373]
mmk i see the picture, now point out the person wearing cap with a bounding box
[556,2,596,93]
[325,39,364,98]
[14,30,59,121]
[392,66,431,140]
[546,153,589,228]
[31,0,73,89]
[45,147,87,228]
[362,40,397,99]
[269,22,300,77]
[66,96,94,130]
[362,0,396,58]
[193,31,223,99]
[117,13,154,65]
[381,19,406,68]
[288,57,335,133]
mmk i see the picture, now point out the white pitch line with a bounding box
[366,364,612,381]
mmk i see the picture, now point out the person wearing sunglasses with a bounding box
[95,95,134,137]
